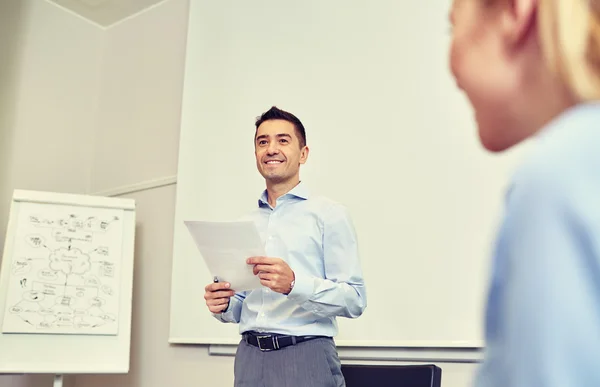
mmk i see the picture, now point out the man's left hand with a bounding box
[247,256,295,294]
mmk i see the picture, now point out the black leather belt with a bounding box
[242,332,321,351]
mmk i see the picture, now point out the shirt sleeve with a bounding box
[212,291,247,324]
[477,166,600,387]
[286,203,367,319]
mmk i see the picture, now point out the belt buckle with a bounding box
[257,335,279,351]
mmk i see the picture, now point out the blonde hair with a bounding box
[537,0,600,100]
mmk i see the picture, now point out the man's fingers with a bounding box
[259,278,272,288]
[258,272,270,280]
[207,298,230,307]
[205,282,231,292]
[204,290,235,300]
[204,283,232,313]
[253,264,277,275]
[258,272,280,282]
[209,303,229,313]
[247,256,279,265]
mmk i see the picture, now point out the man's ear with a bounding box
[299,146,309,164]
[501,0,538,48]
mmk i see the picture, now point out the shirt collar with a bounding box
[258,181,310,207]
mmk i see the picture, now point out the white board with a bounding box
[169,0,528,349]
[0,189,136,373]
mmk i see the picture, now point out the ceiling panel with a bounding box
[49,0,166,27]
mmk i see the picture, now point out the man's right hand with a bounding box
[204,282,235,313]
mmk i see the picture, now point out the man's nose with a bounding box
[266,143,279,155]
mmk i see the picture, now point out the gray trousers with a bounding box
[233,337,346,387]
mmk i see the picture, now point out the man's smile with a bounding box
[265,159,284,165]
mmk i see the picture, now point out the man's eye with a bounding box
[279,139,288,143]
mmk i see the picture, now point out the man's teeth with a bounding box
[266,161,282,164]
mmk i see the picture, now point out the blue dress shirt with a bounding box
[475,102,600,387]
[213,182,367,337]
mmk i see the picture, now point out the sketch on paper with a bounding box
[2,202,124,336]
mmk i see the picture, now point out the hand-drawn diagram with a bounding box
[2,202,124,336]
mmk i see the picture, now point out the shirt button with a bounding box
[265,288,270,293]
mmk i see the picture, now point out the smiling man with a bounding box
[203,106,367,387]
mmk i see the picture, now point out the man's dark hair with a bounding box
[255,106,307,148]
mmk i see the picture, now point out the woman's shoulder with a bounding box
[506,103,600,230]
[515,103,600,188]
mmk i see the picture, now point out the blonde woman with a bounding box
[450,0,600,386]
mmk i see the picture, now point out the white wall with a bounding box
[0,0,101,238]
[0,1,479,386]
[89,0,184,193]
[0,1,102,386]
[0,0,22,252]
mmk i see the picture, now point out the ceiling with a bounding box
[49,0,167,27]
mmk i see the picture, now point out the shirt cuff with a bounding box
[286,271,314,305]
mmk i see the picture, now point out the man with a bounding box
[203,106,367,387]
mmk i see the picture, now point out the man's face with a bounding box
[254,119,308,184]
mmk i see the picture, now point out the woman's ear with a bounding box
[500,0,538,49]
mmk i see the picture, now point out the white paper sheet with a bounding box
[184,220,264,291]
